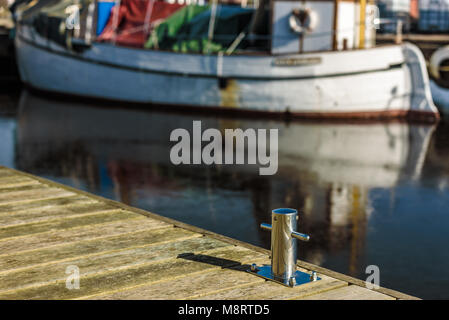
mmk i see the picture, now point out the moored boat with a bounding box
[13,0,440,121]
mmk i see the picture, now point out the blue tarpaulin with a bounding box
[96,1,115,36]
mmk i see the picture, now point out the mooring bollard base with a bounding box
[248,265,321,287]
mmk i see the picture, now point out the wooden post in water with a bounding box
[358,0,366,49]
[395,20,403,44]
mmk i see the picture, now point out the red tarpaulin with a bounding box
[97,0,185,48]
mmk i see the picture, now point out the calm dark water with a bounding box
[1,89,449,299]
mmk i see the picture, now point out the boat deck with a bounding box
[0,166,417,300]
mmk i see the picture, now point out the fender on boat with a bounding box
[429,45,449,80]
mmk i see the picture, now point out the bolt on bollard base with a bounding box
[249,265,321,287]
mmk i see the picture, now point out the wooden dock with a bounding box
[0,166,418,300]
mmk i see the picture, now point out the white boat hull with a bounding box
[15,24,439,121]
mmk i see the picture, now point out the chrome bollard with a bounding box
[249,208,320,287]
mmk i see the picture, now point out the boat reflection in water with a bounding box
[15,90,437,295]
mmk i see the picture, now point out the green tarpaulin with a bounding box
[145,5,209,51]
[144,5,255,54]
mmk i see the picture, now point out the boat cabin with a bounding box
[271,0,378,53]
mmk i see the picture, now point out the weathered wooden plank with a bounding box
[0,246,264,299]
[0,175,41,189]
[0,188,76,206]
[0,181,41,189]
[295,260,419,300]
[90,258,270,300]
[300,284,396,300]
[0,169,16,178]
[195,270,348,300]
[0,195,94,215]
[0,217,169,255]
[0,184,54,194]
[0,227,195,273]
[0,201,117,227]
[0,233,223,292]
[0,210,142,240]
[0,175,36,184]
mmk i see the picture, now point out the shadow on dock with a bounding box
[177,252,251,271]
